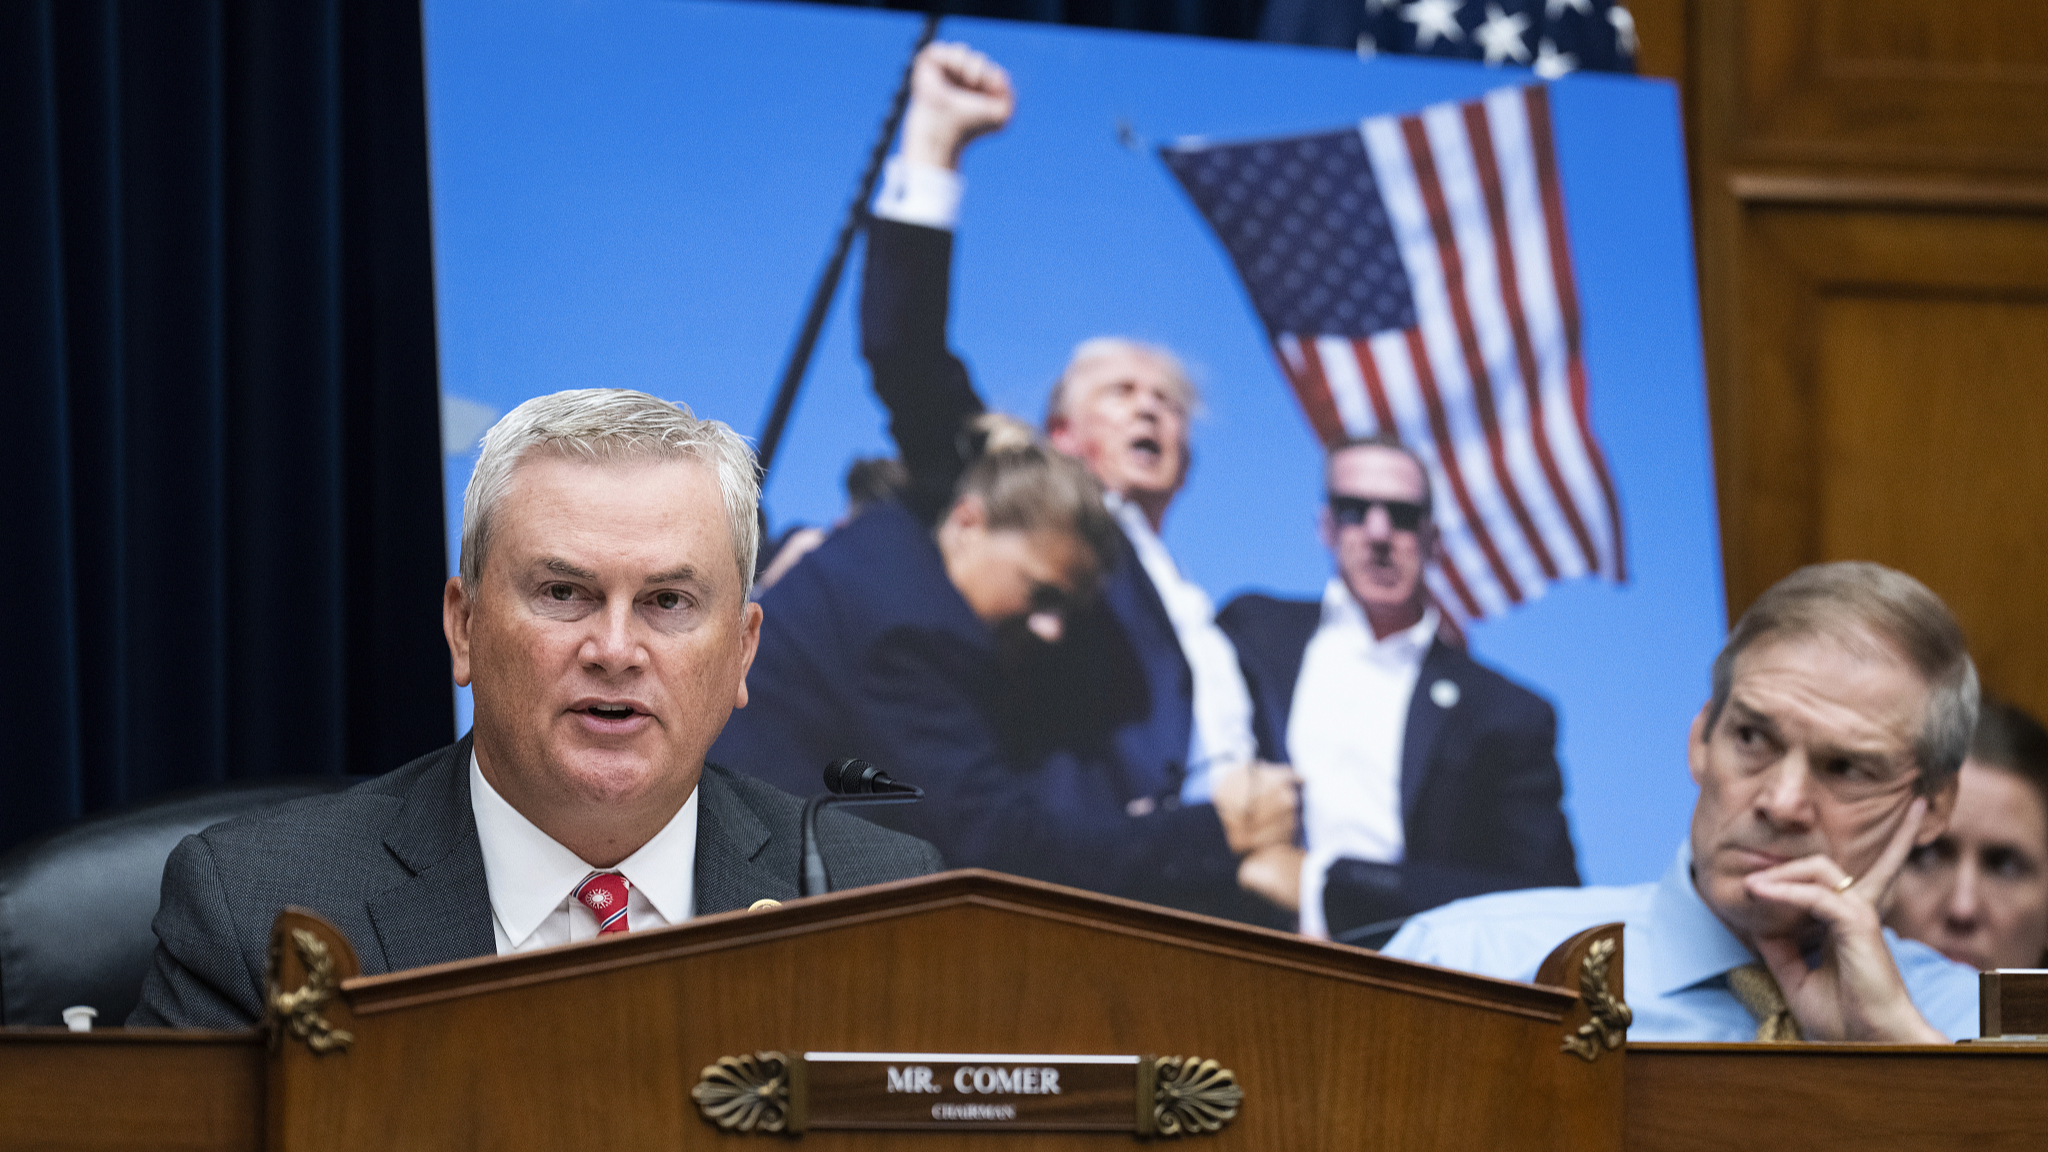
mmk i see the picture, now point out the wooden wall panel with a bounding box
[1726,203,2048,716]
[1629,0,1691,96]
[1732,1,2048,170]
[1814,291,2048,718]
[1642,0,2048,715]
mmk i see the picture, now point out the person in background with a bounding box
[1383,562,1981,1042]
[1220,434,1578,940]
[713,416,1168,882]
[833,39,1297,920]
[1887,694,2048,970]
[753,456,911,595]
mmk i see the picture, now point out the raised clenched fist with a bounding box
[899,41,1016,171]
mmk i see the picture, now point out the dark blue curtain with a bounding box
[0,0,451,854]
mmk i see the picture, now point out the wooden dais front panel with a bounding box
[1627,1042,2048,1152]
[0,1029,263,1152]
[266,871,1611,1152]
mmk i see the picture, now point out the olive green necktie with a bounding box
[1726,962,1802,1042]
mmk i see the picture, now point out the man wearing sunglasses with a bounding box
[1219,435,1579,941]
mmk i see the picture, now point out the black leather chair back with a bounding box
[0,779,359,1026]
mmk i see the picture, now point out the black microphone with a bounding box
[823,756,924,797]
[799,758,924,897]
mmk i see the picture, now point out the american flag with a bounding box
[1161,84,1624,621]
[1262,0,1639,79]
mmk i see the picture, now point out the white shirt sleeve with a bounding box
[1295,846,1341,940]
[871,157,963,230]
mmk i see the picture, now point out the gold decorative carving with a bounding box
[266,927,355,1054]
[1561,936,1632,1062]
[693,1051,793,1132]
[1150,1055,1242,1137]
[747,898,783,911]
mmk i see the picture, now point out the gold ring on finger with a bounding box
[1832,874,1855,893]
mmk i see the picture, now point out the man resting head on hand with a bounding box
[1385,561,1979,1043]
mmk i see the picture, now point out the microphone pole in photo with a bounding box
[799,757,925,897]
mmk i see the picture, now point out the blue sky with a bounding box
[422,0,1721,884]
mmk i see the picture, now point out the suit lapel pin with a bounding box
[1429,679,1460,709]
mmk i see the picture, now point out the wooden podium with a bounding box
[3,869,2044,1151]
[3,870,1622,1151]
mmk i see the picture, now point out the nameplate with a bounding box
[691,1049,1242,1136]
[808,1052,1137,1131]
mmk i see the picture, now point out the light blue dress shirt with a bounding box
[1381,842,1980,1041]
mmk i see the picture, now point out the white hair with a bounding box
[460,389,761,602]
[1042,337,1202,429]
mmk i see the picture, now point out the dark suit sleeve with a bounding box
[127,834,265,1029]
[1465,694,1579,887]
[850,621,1254,916]
[1325,692,1580,936]
[847,622,1143,884]
[861,218,985,524]
[983,747,1272,921]
[839,620,1019,851]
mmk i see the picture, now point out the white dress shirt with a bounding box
[1291,579,1438,939]
[1106,496,1260,798]
[469,751,698,954]
[873,157,964,229]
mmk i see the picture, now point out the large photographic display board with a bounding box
[423,0,1721,889]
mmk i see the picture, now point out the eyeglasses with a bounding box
[1328,494,1429,531]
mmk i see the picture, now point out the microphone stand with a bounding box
[799,760,924,897]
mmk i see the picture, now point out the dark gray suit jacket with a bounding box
[128,737,943,1029]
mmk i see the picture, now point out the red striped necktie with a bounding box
[575,871,630,935]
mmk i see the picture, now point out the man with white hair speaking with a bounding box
[1383,562,1982,1041]
[131,390,940,1029]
